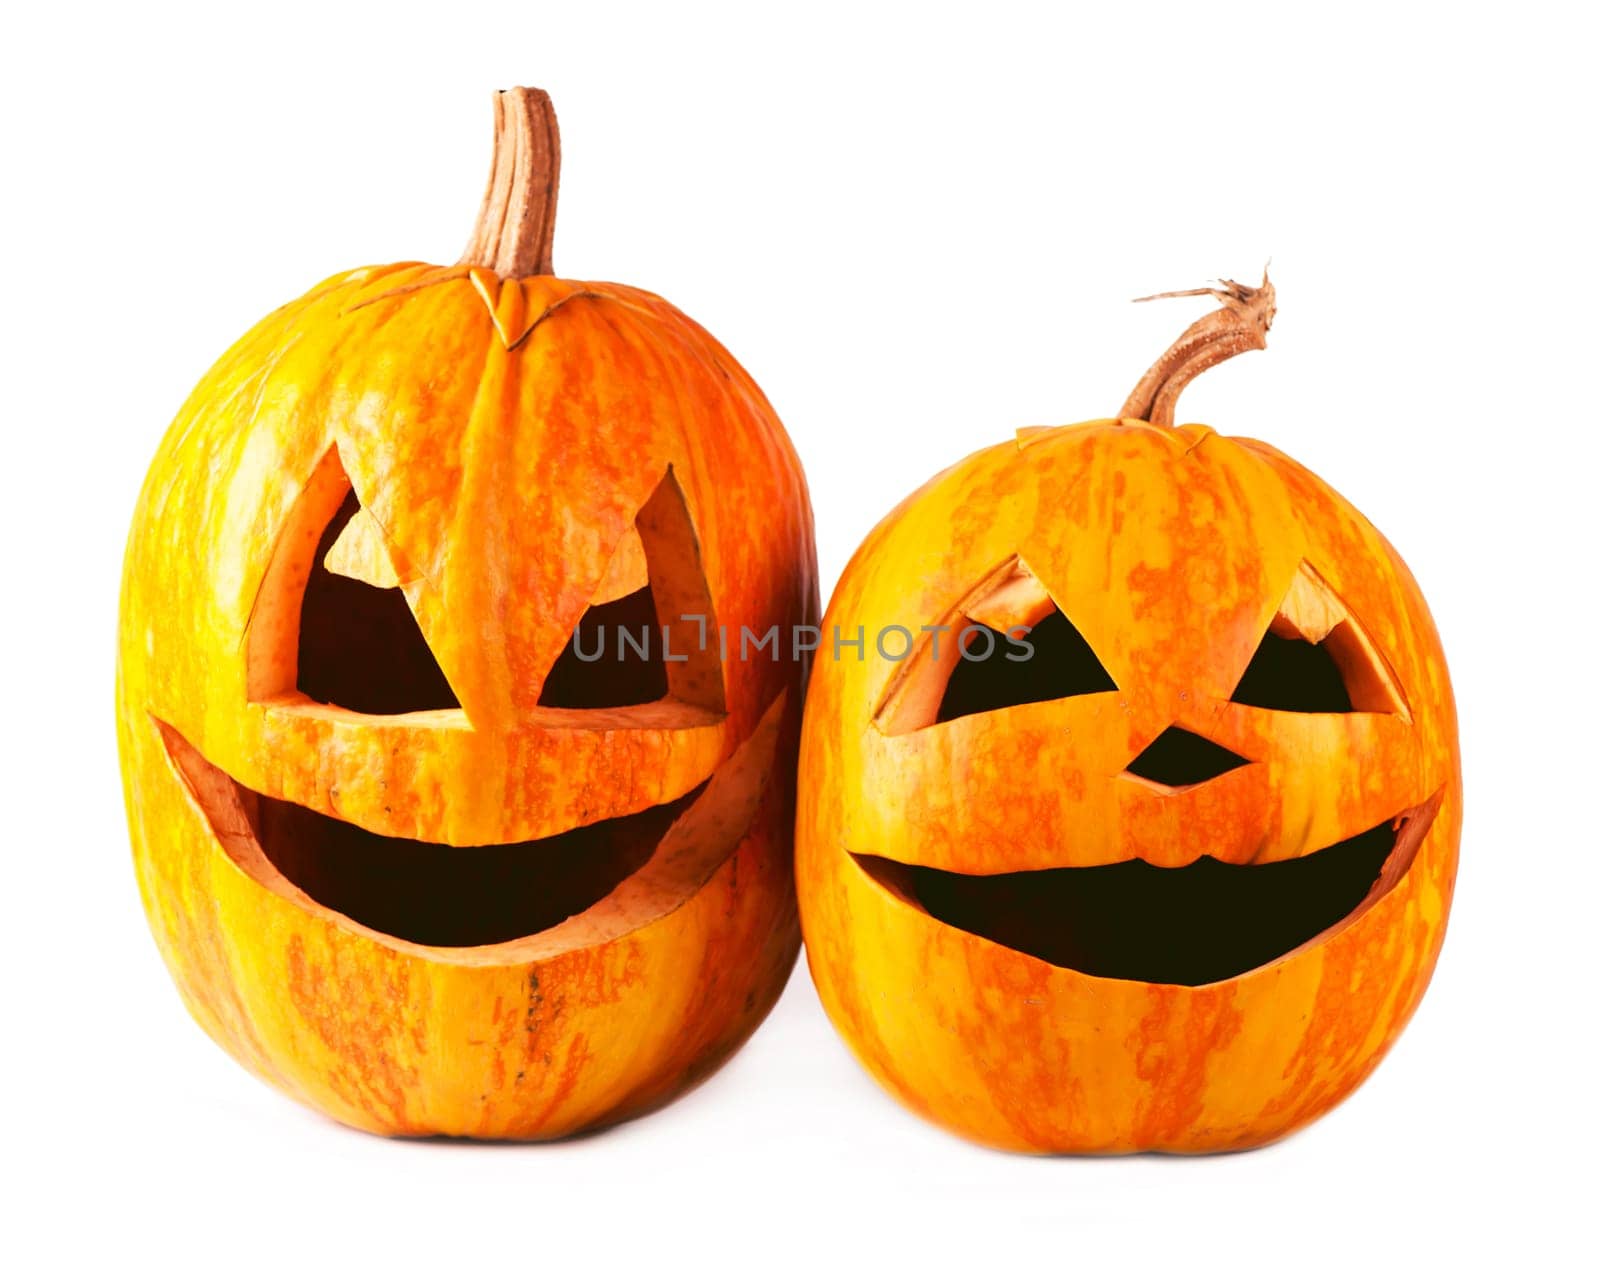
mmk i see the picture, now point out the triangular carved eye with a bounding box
[539,467,725,713]
[298,489,459,714]
[1231,561,1409,717]
[878,557,1117,734]
[936,610,1117,724]
[246,446,460,716]
[1231,630,1352,712]
[539,586,669,709]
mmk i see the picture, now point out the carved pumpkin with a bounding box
[795,275,1459,1152]
[117,89,817,1138]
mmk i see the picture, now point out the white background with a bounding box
[4,2,1594,1272]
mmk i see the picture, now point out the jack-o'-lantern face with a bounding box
[796,277,1460,1154]
[118,89,817,1140]
[156,450,775,953]
[857,538,1436,988]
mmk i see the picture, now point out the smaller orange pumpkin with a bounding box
[796,273,1460,1153]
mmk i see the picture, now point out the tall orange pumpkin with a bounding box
[117,89,817,1137]
[796,275,1459,1152]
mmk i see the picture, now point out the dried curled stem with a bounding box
[460,87,561,278]
[1119,268,1276,427]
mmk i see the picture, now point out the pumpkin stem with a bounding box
[459,87,561,278]
[1118,267,1275,427]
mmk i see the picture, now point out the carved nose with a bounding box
[1124,727,1250,788]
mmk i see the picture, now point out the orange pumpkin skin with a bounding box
[119,258,816,1131]
[796,419,1459,1153]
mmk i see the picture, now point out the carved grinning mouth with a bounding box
[852,791,1441,986]
[156,696,783,951]
[208,758,695,946]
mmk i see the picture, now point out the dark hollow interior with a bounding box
[1231,630,1353,712]
[936,612,1118,724]
[1124,727,1250,787]
[854,818,1397,985]
[247,782,699,946]
[296,490,460,714]
[539,586,670,709]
